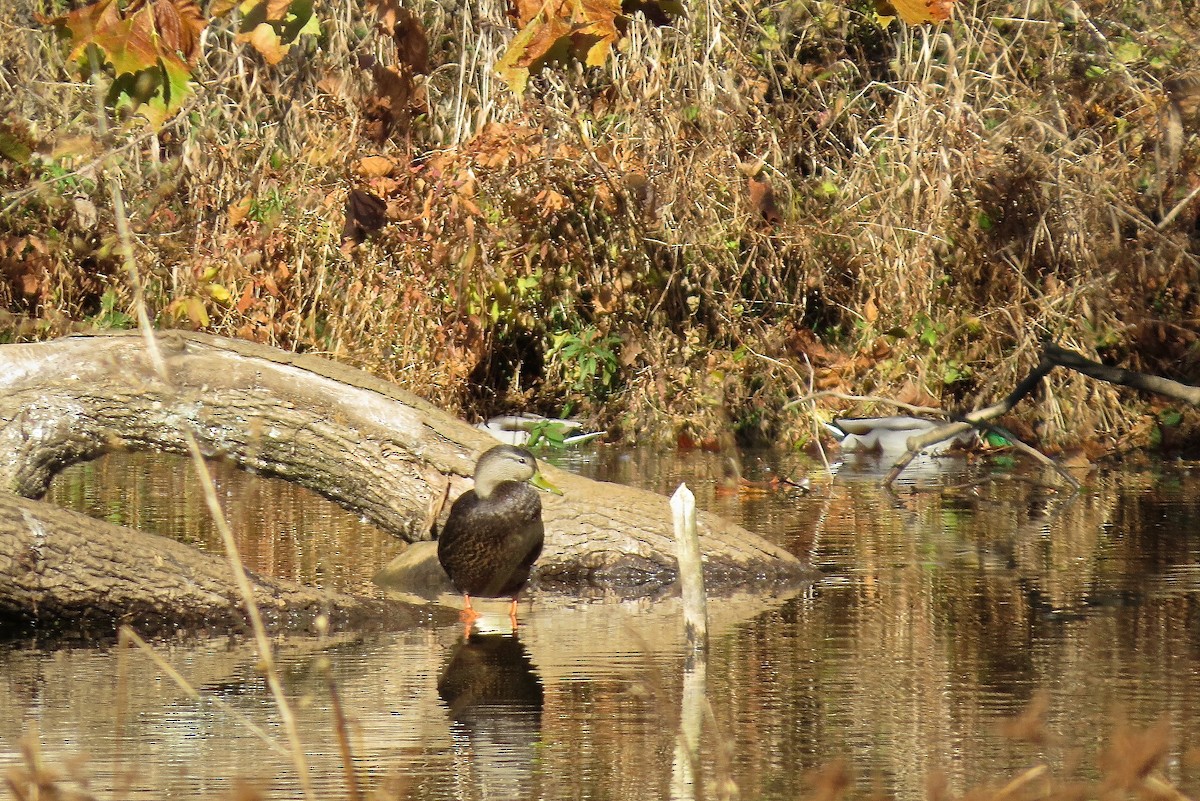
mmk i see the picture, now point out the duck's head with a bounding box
[473,444,564,500]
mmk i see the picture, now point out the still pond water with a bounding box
[2,448,1200,799]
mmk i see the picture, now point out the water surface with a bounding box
[2,449,1199,799]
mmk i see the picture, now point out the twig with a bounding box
[95,63,316,799]
[986,423,1080,490]
[785,390,948,418]
[320,656,362,801]
[992,764,1049,801]
[1044,343,1200,404]
[117,627,288,755]
[1157,182,1200,231]
[884,352,1055,487]
[884,341,1200,487]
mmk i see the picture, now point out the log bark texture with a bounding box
[0,490,431,637]
[0,331,809,628]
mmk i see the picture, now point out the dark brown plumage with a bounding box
[437,445,561,626]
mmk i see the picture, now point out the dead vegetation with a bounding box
[1,0,1199,450]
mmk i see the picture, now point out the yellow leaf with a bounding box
[495,19,539,93]
[185,296,210,326]
[579,0,619,66]
[887,0,956,24]
[237,21,289,64]
[496,12,573,91]
[208,283,232,303]
[228,194,253,227]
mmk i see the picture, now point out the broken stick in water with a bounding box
[671,483,708,653]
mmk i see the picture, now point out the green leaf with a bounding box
[1113,41,1141,64]
[984,430,1010,448]
[1159,409,1183,427]
[284,0,321,40]
[0,131,31,164]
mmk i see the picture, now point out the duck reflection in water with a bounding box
[437,630,544,801]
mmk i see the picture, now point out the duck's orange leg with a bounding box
[459,594,481,637]
[508,596,520,630]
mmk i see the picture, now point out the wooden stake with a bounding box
[671,483,708,653]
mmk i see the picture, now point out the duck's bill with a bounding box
[530,471,564,495]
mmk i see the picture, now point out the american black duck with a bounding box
[437,444,562,626]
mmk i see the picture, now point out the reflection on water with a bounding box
[44,451,405,594]
[438,631,543,801]
[2,450,1200,799]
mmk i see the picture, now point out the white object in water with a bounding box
[824,416,974,456]
[476,413,604,447]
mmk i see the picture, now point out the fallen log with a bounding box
[0,490,433,637]
[0,331,810,629]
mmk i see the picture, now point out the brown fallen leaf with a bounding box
[342,188,389,245]
[748,175,782,225]
[355,155,397,178]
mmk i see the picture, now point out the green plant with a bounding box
[525,418,573,449]
[86,288,133,329]
[548,327,620,397]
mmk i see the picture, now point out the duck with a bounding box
[437,444,563,628]
[476,413,605,447]
[824,416,976,457]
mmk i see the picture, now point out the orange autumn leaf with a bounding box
[881,0,957,23]
[495,11,573,93]
[40,0,201,124]
[497,0,667,91]
[355,155,398,178]
[748,175,782,225]
[233,0,321,64]
[227,194,253,227]
[510,0,547,26]
[151,0,206,63]
[578,0,620,66]
[237,21,288,64]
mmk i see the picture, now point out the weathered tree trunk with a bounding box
[0,331,809,629]
[0,490,432,636]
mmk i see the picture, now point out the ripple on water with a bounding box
[3,451,1199,799]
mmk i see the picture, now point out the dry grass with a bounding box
[2,0,1199,448]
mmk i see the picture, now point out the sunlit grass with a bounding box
[3,0,1199,440]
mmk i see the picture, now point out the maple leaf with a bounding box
[152,0,206,64]
[496,0,676,91]
[577,0,621,66]
[510,0,546,26]
[497,0,622,91]
[91,4,161,75]
[41,0,201,126]
[496,11,574,94]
